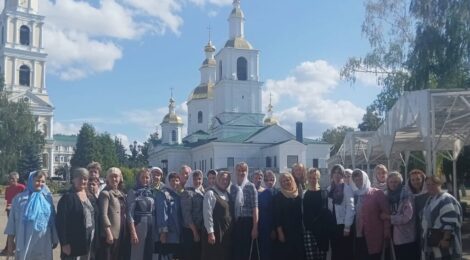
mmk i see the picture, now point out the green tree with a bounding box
[17,132,45,180]
[70,123,98,169]
[321,126,354,156]
[95,133,119,171]
[0,91,45,179]
[114,137,128,167]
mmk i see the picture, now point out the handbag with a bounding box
[427,229,452,247]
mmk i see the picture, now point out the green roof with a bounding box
[53,134,77,144]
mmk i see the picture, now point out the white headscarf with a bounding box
[354,169,371,196]
[234,166,249,219]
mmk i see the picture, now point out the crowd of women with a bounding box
[3,161,464,260]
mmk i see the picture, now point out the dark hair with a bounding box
[352,169,363,178]
[207,169,217,176]
[88,176,100,184]
[330,164,345,177]
[168,172,180,181]
[192,170,203,178]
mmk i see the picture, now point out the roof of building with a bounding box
[188,82,214,101]
[162,113,183,124]
[225,37,253,49]
[53,134,77,144]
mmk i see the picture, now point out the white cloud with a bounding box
[115,133,131,150]
[355,71,381,88]
[53,122,81,135]
[33,0,232,80]
[263,60,365,137]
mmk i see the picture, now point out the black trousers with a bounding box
[395,242,419,260]
[180,227,202,260]
[330,224,354,260]
[355,237,382,260]
[232,217,259,260]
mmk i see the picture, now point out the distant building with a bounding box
[1,0,55,176]
[53,134,77,176]
[149,0,331,182]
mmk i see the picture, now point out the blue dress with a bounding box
[154,187,182,257]
[258,188,277,260]
[4,191,58,260]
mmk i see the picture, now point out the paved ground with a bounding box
[0,192,468,260]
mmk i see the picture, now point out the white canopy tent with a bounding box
[329,89,470,194]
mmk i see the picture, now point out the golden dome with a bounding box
[225,37,252,49]
[162,113,183,124]
[264,117,279,125]
[188,82,214,101]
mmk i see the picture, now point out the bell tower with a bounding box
[1,0,54,176]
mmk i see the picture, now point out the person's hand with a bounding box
[380,212,390,220]
[106,233,114,245]
[384,230,391,240]
[343,230,350,237]
[439,239,450,249]
[62,244,71,255]
[251,227,258,240]
[131,232,139,245]
[208,233,216,245]
[160,233,167,244]
[192,230,200,242]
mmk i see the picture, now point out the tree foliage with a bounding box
[0,92,45,180]
[70,123,98,169]
[321,126,355,156]
[342,0,470,130]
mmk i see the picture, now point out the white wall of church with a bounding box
[187,98,213,134]
[306,143,331,169]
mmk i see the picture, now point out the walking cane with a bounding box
[249,239,261,260]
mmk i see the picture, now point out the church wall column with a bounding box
[12,18,17,46]
[31,60,36,90]
[12,57,16,87]
[41,61,46,92]
[38,23,43,49]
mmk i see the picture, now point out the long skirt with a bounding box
[180,227,202,260]
[232,217,259,260]
[303,230,327,260]
[201,228,231,260]
[330,224,354,260]
[130,216,154,260]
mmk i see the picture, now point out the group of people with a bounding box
[2,161,463,260]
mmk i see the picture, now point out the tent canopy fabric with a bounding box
[328,89,470,190]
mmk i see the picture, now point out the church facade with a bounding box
[148,0,331,178]
[1,0,54,177]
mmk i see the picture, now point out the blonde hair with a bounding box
[106,167,122,184]
[87,161,102,172]
[307,168,321,190]
[374,164,388,174]
[387,171,403,183]
[292,163,306,183]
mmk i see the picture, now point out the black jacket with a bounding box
[56,190,99,257]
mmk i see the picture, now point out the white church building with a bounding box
[148,0,331,176]
[1,0,55,177]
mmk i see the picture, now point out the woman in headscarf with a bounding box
[229,162,259,260]
[302,168,333,260]
[257,170,278,260]
[327,165,355,260]
[421,175,462,260]
[97,167,129,260]
[180,170,205,260]
[381,171,418,260]
[292,163,307,194]
[407,169,429,258]
[127,168,154,260]
[154,172,183,260]
[274,172,305,260]
[372,164,388,192]
[5,171,58,260]
[206,169,217,189]
[352,169,390,260]
[56,168,99,260]
[201,171,232,260]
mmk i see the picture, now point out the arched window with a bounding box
[171,130,177,142]
[237,57,247,81]
[218,61,223,81]
[198,111,203,124]
[19,65,30,86]
[19,25,30,46]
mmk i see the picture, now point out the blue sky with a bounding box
[33,0,381,147]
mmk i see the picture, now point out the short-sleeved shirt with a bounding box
[5,184,26,206]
